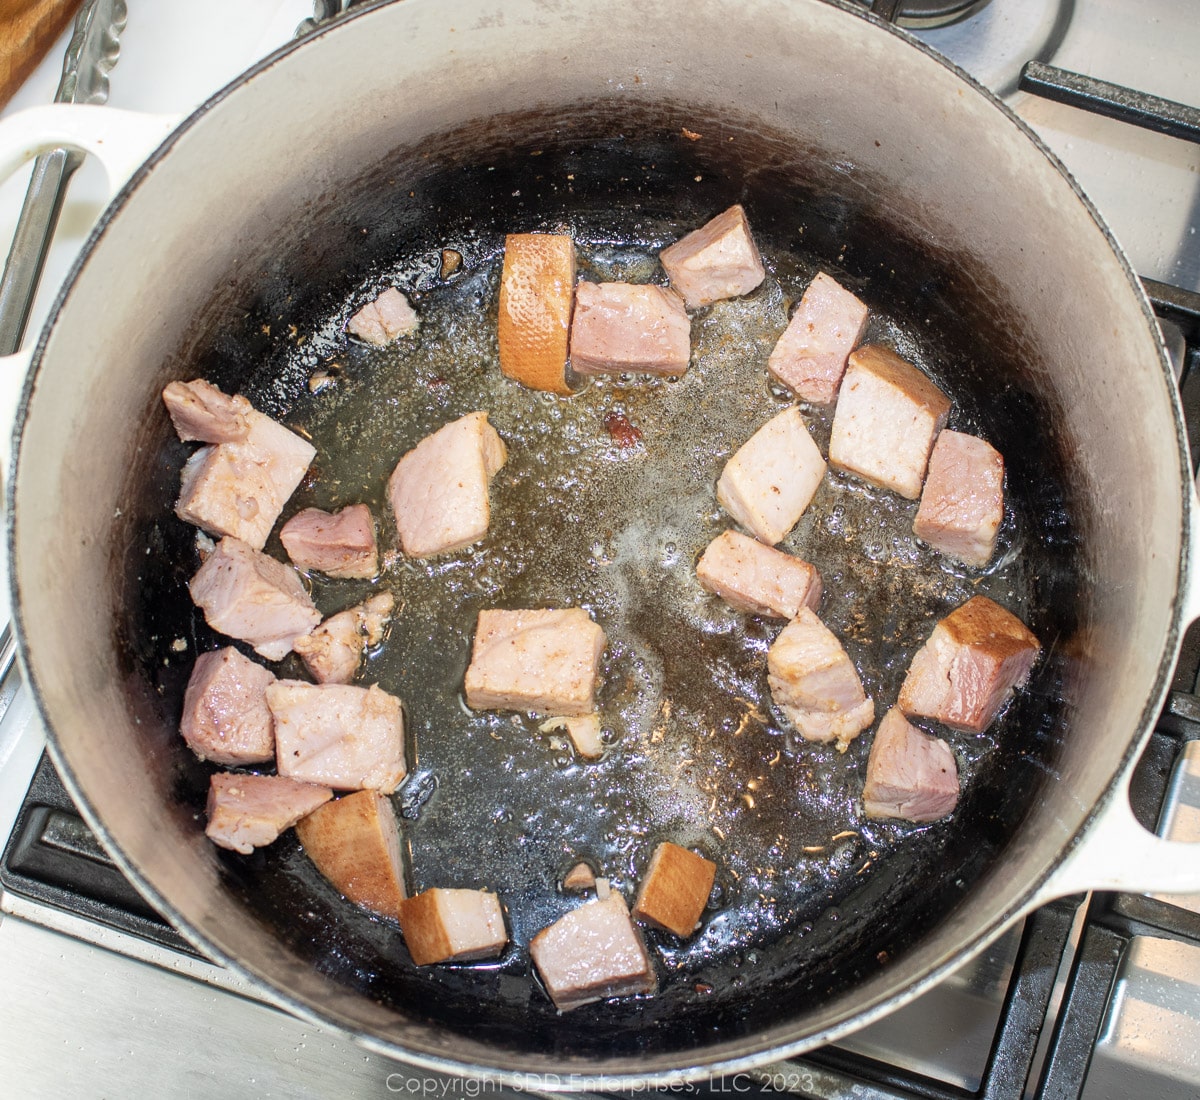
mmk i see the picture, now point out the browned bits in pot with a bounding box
[681,127,702,141]
[602,409,642,447]
[440,249,463,278]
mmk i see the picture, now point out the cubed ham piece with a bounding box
[898,595,1040,734]
[632,842,716,938]
[464,608,607,716]
[180,647,276,766]
[498,233,576,395]
[540,713,605,760]
[767,272,869,404]
[188,537,321,661]
[346,287,419,344]
[696,529,823,619]
[659,204,766,309]
[562,862,597,893]
[862,708,960,823]
[530,891,657,1012]
[175,406,317,550]
[828,345,951,500]
[388,411,508,558]
[716,406,826,545]
[568,282,691,377]
[913,430,1005,568]
[205,772,332,855]
[294,592,395,685]
[767,608,875,752]
[162,378,251,443]
[397,888,508,965]
[279,504,379,579]
[267,680,407,793]
[294,790,408,918]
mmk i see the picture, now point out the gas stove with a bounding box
[0,2,1197,1097]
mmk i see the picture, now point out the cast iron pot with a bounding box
[1,0,1199,1085]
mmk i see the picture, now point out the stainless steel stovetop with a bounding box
[0,2,1197,1097]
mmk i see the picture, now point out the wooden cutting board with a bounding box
[0,0,83,109]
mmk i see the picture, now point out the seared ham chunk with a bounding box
[633,842,716,938]
[268,681,407,793]
[188,537,320,661]
[913,430,1005,568]
[175,406,317,550]
[829,345,951,500]
[295,790,408,917]
[863,708,960,823]
[696,529,823,619]
[397,888,508,965]
[767,608,874,752]
[162,379,251,443]
[659,204,765,309]
[279,504,379,579]
[180,647,276,766]
[294,592,395,684]
[716,406,826,545]
[346,287,418,344]
[388,411,508,558]
[768,272,869,404]
[498,233,576,395]
[530,891,657,1012]
[205,772,332,855]
[569,282,691,377]
[464,608,607,716]
[899,595,1040,734]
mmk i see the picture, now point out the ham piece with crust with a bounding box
[180,647,276,766]
[862,708,960,823]
[659,204,765,309]
[530,891,657,1012]
[716,406,827,546]
[913,430,1005,568]
[279,504,379,579]
[397,888,509,965]
[767,608,875,752]
[162,378,252,443]
[768,272,869,404]
[464,608,607,716]
[828,345,951,500]
[188,536,321,661]
[388,411,508,558]
[899,595,1040,734]
[696,529,823,619]
[632,842,716,938]
[346,287,418,345]
[498,233,576,395]
[204,772,332,855]
[294,592,395,685]
[267,681,407,793]
[568,282,691,377]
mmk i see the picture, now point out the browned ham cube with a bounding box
[295,790,408,918]
[530,891,657,1012]
[696,529,823,619]
[659,204,765,309]
[569,282,691,377]
[346,287,418,344]
[768,272,869,404]
[188,537,321,661]
[862,708,960,823]
[268,681,407,793]
[279,504,379,579]
[205,772,332,855]
[498,233,576,395]
[464,608,607,716]
[899,595,1040,734]
[716,406,827,546]
[180,647,276,766]
[162,378,251,443]
[397,888,508,965]
[913,430,1005,568]
[293,592,394,685]
[828,345,951,500]
[767,608,874,752]
[388,411,508,558]
[632,842,716,937]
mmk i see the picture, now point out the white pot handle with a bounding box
[1184,481,1200,625]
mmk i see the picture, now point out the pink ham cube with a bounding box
[913,430,1005,568]
[279,504,379,579]
[716,406,826,546]
[659,204,765,309]
[205,772,332,855]
[768,272,869,404]
[180,647,276,766]
[899,595,1040,734]
[397,888,508,965]
[569,282,691,377]
[346,287,418,344]
[162,378,251,443]
[696,529,823,619]
[862,708,960,823]
[828,345,951,500]
[293,592,394,684]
